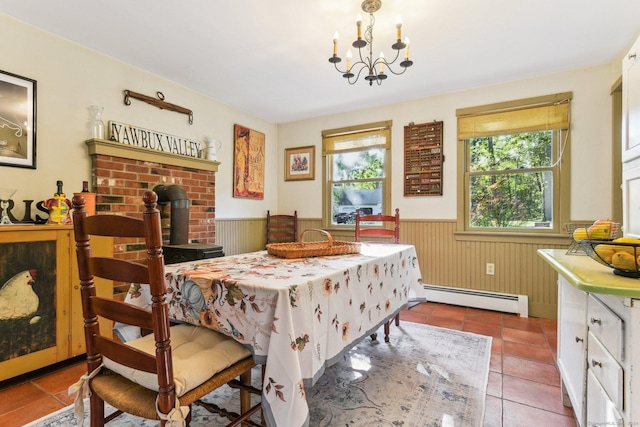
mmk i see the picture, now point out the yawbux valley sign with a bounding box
[109,121,202,159]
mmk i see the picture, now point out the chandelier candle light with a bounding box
[329,0,413,86]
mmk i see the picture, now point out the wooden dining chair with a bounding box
[354,208,400,244]
[355,208,401,342]
[70,191,262,427]
[266,210,298,244]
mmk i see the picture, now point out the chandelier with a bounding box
[328,0,413,86]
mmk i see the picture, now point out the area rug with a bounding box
[27,322,491,427]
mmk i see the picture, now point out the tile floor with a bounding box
[0,302,577,426]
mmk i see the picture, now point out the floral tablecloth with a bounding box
[124,243,423,427]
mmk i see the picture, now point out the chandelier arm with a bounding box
[372,48,412,76]
[371,47,400,69]
[381,64,410,76]
[349,59,370,71]
[332,61,347,74]
[346,65,371,85]
[386,47,402,65]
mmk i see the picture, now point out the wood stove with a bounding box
[154,184,224,264]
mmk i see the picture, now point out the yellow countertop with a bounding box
[538,249,640,298]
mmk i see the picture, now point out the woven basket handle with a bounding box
[301,229,334,245]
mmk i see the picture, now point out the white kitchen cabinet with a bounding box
[623,32,640,162]
[623,33,640,238]
[539,250,640,426]
[622,157,640,238]
[557,276,587,425]
[587,370,623,426]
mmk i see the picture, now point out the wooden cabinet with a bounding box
[540,250,640,426]
[0,225,112,381]
[404,121,443,196]
[557,277,587,425]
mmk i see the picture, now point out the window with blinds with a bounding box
[456,93,572,233]
[322,121,392,227]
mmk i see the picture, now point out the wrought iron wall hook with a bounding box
[123,89,194,125]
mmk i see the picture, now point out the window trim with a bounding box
[322,121,392,230]
[456,93,572,237]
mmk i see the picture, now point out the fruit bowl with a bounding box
[579,240,640,278]
[565,222,620,255]
[565,223,598,255]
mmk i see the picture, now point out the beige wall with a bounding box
[276,65,615,221]
[0,14,277,220]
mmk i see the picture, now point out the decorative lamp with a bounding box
[328,0,413,86]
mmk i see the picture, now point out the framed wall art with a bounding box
[233,124,265,199]
[0,70,37,169]
[285,145,315,181]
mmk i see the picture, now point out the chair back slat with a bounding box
[72,190,176,416]
[83,214,147,238]
[358,228,397,238]
[94,335,158,374]
[88,257,150,285]
[266,210,298,244]
[90,296,154,330]
[355,208,400,244]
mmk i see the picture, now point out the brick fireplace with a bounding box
[86,139,219,269]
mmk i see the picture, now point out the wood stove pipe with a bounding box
[153,184,189,245]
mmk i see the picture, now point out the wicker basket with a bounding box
[266,229,360,259]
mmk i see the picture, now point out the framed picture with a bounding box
[0,70,37,169]
[233,124,265,199]
[285,145,315,181]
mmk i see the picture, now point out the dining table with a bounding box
[119,242,424,427]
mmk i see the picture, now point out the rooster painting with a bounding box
[1,240,56,366]
[0,269,40,322]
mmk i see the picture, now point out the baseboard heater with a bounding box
[423,284,528,317]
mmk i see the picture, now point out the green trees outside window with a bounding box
[468,131,555,229]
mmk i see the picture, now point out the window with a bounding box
[322,121,391,227]
[457,93,572,234]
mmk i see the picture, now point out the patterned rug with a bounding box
[27,322,491,427]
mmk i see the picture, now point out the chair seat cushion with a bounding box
[102,324,252,396]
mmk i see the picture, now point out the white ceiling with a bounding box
[2,0,640,124]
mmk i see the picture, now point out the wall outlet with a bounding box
[486,263,495,275]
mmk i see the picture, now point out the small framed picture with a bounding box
[0,69,37,169]
[285,145,315,181]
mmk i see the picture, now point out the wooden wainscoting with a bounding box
[215,217,569,319]
[215,217,322,255]
[401,220,568,319]
[214,218,267,255]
